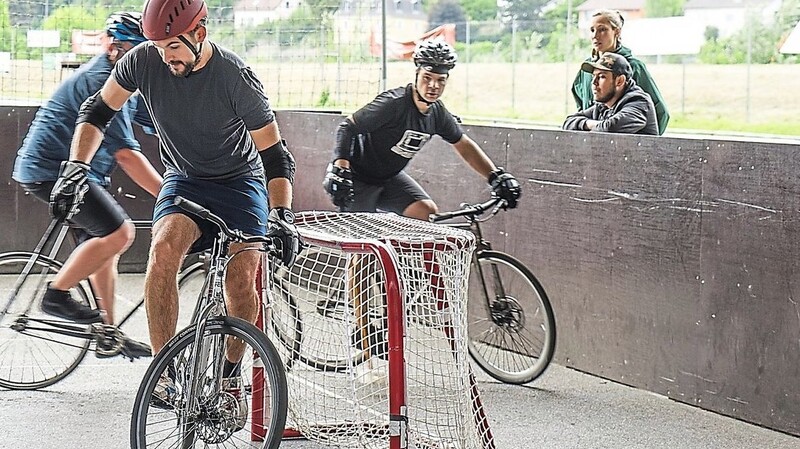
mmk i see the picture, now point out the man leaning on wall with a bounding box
[563,52,658,136]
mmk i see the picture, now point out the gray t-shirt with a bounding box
[113,42,274,180]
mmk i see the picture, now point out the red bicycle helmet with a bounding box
[142,0,208,41]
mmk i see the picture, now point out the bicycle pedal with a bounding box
[93,324,125,358]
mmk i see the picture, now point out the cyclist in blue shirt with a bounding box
[12,12,162,359]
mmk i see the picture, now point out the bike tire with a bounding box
[0,252,92,390]
[268,274,371,373]
[130,316,288,449]
[468,250,556,384]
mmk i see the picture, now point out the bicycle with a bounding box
[430,197,557,384]
[0,216,204,390]
[130,196,288,449]
[267,197,555,385]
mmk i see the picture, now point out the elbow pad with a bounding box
[333,120,357,161]
[260,140,296,184]
[76,92,117,133]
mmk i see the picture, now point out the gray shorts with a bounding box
[345,171,431,214]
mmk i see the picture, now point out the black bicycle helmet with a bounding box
[413,39,458,74]
[106,12,146,46]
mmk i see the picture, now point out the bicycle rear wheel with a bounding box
[0,252,92,390]
[130,316,288,449]
[468,250,556,384]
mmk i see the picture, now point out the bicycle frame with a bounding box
[432,199,509,322]
[171,197,275,445]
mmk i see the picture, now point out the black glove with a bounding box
[50,160,91,220]
[488,167,522,209]
[322,163,354,208]
[267,207,301,267]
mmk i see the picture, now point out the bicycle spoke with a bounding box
[0,254,91,389]
[131,317,287,449]
[468,252,556,384]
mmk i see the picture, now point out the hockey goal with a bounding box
[264,211,494,449]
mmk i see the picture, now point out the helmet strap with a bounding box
[413,71,436,106]
[177,34,203,77]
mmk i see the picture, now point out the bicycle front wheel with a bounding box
[131,316,288,449]
[0,252,92,390]
[468,250,556,384]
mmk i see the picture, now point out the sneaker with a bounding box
[41,284,102,324]
[221,376,248,431]
[150,372,177,410]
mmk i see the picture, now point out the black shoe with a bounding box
[41,285,103,324]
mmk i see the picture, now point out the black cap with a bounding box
[581,53,633,79]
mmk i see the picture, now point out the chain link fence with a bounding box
[1,0,798,133]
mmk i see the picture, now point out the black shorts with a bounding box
[21,181,128,240]
[345,171,431,214]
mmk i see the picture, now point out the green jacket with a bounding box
[571,45,670,135]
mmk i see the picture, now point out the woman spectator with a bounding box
[571,9,670,135]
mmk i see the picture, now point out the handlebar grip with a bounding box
[429,211,458,223]
[174,196,211,220]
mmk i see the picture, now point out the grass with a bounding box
[2,59,798,137]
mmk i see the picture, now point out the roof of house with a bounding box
[234,0,283,12]
[576,0,646,12]
[684,0,774,9]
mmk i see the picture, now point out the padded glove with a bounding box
[50,160,91,220]
[267,207,301,267]
[322,164,354,208]
[488,168,522,209]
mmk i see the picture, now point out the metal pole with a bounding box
[465,20,470,111]
[381,0,387,92]
[565,0,573,114]
[511,19,516,111]
[745,0,752,122]
[681,57,686,115]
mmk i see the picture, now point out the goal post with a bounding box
[259,211,495,449]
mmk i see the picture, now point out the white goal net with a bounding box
[265,211,494,449]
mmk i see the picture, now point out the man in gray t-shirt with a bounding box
[52,0,300,412]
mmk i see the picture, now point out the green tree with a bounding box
[698,16,783,64]
[0,0,11,52]
[460,0,497,21]
[500,0,550,33]
[429,0,467,41]
[303,0,340,18]
[644,0,685,18]
[42,5,109,53]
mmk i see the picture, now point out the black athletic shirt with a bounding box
[348,83,463,184]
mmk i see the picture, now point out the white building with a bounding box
[684,0,782,38]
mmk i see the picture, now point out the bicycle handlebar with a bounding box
[429,197,506,223]
[174,196,275,248]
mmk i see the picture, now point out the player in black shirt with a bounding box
[323,39,522,220]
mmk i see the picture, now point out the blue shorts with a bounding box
[153,175,268,253]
